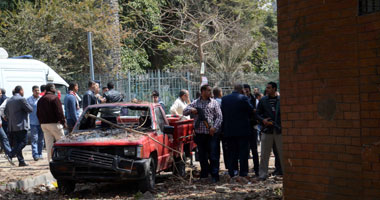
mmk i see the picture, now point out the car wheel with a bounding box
[173,154,186,177]
[57,180,76,195]
[138,157,156,192]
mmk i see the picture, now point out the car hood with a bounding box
[55,129,149,146]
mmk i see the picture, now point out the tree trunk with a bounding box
[103,0,121,73]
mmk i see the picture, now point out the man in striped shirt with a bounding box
[183,84,223,182]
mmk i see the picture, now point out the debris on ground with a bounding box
[0,169,283,200]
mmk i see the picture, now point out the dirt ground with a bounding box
[0,145,49,185]
[0,144,282,200]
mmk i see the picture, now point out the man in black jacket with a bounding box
[221,84,254,177]
[103,82,123,103]
[243,84,259,176]
[256,82,283,180]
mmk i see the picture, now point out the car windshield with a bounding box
[77,106,153,131]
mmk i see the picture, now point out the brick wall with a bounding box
[278,0,380,199]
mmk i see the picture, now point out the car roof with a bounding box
[86,102,160,108]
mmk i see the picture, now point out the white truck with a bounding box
[0,53,68,100]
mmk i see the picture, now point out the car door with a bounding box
[153,106,173,170]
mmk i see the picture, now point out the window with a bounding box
[359,0,380,15]
[78,106,152,130]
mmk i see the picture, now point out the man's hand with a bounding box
[191,108,198,115]
[209,127,216,136]
[263,118,272,126]
[0,123,2,128]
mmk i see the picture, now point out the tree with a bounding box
[0,0,116,79]
[206,25,260,86]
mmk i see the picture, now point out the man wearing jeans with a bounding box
[256,82,284,180]
[0,117,14,165]
[5,86,33,167]
[64,83,80,133]
[37,84,66,161]
[27,86,44,161]
[183,84,223,183]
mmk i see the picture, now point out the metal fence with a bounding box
[359,0,380,15]
[71,70,279,113]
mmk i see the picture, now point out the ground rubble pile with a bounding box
[152,172,283,200]
[0,170,282,200]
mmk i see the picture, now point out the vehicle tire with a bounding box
[138,157,156,192]
[173,154,186,177]
[57,180,76,195]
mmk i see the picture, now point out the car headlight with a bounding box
[53,147,68,158]
[124,146,136,157]
[136,145,143,158]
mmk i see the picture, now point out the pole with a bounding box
[158,69,161,96]
[187,71,191,100]
[87,32,95,80]
[128,71,131,101]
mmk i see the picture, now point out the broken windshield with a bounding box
[77,106,152,131]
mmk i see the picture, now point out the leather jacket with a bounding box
[103,89,124,103]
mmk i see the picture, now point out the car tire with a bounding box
[173,154,186,177]
[58,180,76,195]
[138,157,156,192]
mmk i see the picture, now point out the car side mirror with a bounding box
[163,125,174,134]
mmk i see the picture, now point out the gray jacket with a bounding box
[4,94,33,132]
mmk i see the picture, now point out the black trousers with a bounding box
[249,130,259,175]
[194,134,220,178]
[221,135,237,170]
[227,136,250,177]
[9,130,27,163]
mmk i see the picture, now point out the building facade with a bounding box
[278,0,380,199]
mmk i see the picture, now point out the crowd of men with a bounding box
[0,80,282,183]
[0,81,123,166]
[168,82,282,182]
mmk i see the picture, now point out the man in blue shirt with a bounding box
[64,83,80,133]
[27,86,44,161]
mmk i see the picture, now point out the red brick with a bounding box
[361,119,379,128]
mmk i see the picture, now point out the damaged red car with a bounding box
[50,103,195,194]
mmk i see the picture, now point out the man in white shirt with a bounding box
[170,89,190,116]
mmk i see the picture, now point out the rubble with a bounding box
[60,129,143,143]
[215,185,230,193]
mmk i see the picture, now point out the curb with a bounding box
[0,172,56,192]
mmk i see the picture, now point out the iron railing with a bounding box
[359,0,380,15]
[70,70,279,113]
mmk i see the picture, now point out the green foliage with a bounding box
[249,8,278,73]
[120,40,150,73]
[0,0,279,79]
[0,0,115,79]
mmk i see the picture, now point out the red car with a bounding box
[50,103,195,194]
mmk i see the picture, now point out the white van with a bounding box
[0,58,69,100]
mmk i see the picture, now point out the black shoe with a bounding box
[271,170,283,176]
[19,162,29,167]
[258,177,266,181]
[211,176,220,183]
[33,157,39,161]
[4,155,15,166]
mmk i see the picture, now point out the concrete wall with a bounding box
[278,0,380,199]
